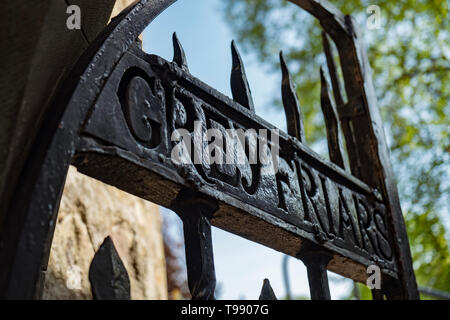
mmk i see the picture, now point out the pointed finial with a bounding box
[259,279,277,300]
[320,66,345,168]
[172,32,189,72]
[280,51,306,142]
[89,236,131,300]
[321,32,344,107]
[230,40,255,112]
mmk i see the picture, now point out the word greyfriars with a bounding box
[171,121,280,170]
[166,81,393,267]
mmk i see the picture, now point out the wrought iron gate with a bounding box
[0,0,419,300]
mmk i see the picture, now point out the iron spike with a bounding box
[172,32,189,72]
[280,51,306,142]
[230,40,255,112]
[259,279,277,300]
[89,236,131,300]
[320,66,345,168]
[321,32,344,107]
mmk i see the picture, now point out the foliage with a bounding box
[221,0,450,297]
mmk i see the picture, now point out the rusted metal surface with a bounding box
[0,0,418,300]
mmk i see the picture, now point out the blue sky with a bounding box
[143,0,353,300]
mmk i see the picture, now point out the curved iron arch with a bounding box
[0,0,176,299]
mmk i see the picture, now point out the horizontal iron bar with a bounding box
[147,53,382,201]
[74,44,398,282]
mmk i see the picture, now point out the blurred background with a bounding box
[144,0,449,300]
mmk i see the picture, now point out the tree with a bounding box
[222,0,450,298]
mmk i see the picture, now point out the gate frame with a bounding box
[0,0,418,299]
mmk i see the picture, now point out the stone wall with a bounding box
[43,167,167,300]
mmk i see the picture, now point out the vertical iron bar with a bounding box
[297,242,332,300]
[371,289,384,300]
[322,31,359,174]
[171,189,218,300]
[182,212,216,300]
[305,258,331,300]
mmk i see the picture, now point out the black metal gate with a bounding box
[0,0,419,300]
